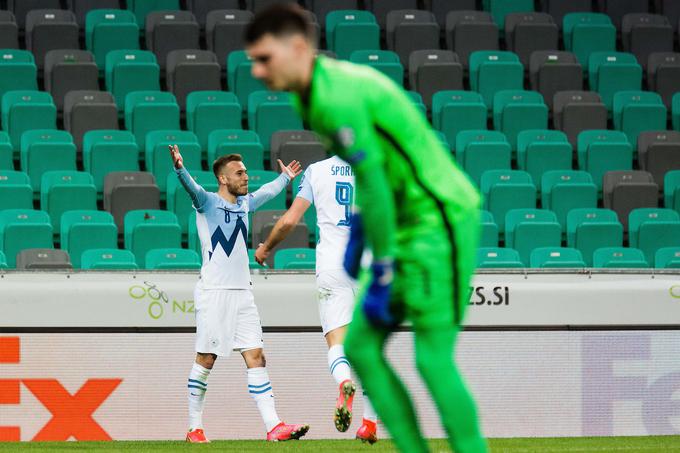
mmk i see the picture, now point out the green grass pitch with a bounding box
[1,436,679,452]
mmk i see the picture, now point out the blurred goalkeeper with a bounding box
[245,4,487,453]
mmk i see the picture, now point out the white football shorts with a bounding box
[317,270,358,335]
[194,283,263,357]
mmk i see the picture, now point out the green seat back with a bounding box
[19,129,76,191]
[2,90,57,151]
[628,208,680,263]
[517,130,572,189]
[655,247,680,269]
[541,170,597,228]
[0,170,32,210]
[81,248,137,270]
[576,130,633,190]
[566,208,623,265]
[208,129,264,170]
[530,247,585,268]
[0,50,38,103]
[505,208,562,263]
[432,91,487,150]
[0,131,13,169]
[247,91,303,151]
[83,130,139,193]
[145,248,201,270]
[186,91,242,151]
[664,170,680,214]
[562,13,616,69]
[124,91,180,151]
[480,209,499,247]
[456,130,511,185]
[123,209,181,267]
[349,50,403,85]
[0,209,53,268]
[612,91,667,147]
[593,246,649,268]
[273,247,316,270]
[485,0,534,32]
[493,90,548,151]
[469,51,524,107]
[85,9,139,68]
[326,10,379,59]
[476,247,524,268]
[61,210,118,268]
[40,171,97,234]
[480,169,536,231]
[127,0,179,27]
[588,51,642,111]
[105,50,160,110]
[227,50,267,108]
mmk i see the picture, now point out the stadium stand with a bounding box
[0,0,678,270]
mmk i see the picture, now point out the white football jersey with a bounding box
[296,156,355,274]
[176,167,290,289]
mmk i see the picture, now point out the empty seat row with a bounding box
[479,205,680,265]
[477,245,680,269]
[482,168,680,233]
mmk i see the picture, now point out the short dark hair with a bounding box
[245,3,315,45]
[213,154,243,178]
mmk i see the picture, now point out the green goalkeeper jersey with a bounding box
[292,56,481,261]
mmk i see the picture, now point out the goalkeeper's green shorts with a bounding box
[363,207,480,330]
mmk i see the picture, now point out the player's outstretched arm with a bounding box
[249,160,302,211]
[278,159,302,179]
[255,197,311,266]
[170,144,209,211]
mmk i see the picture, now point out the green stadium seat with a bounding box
[481,169,537,232]
[83,130,139,194]
[588,52,642,111]
[2,90,57,152]
[480,210,499,247]
[613,91,667,148]
[484,0,534,32]
[248,248,264,270]
[124,91,180,152]
[469,51,524,108]
[292,173,319,244]
[0,250,6,269]
[530,247,586,268]
[665,170,680,214]
[247,91,303,151]
[145,248,201,270]
[673,93,680,132]
[567,208,623,266]
[541,170,597,228]
[628,208,680,264]
[0,131,13,170]
[517,130,572,190]
[493,90,549,151]
[456,130,512,186]
[40,171,97,234]
[593,247,649,268]
[208,129,264,170]
[167,170,217,235]
[505,208,562,264]
[476,247,524,268]
[145,130,201,194]
[20,130,76,192]
[0,50,38,103]
[124,209,181,268]
[105,50,161,110]
[81,248,137,270]
[432,130,451,151]
[273,247,316,270]
[186,91,242,152]
[248,170,286,210]
[562,13,616,69]
[85,9,140,69]
[0,209,53,268]
[60,210,118,268]
[432,91,487,151]
[349,50,403,86]
[127,0,179,27]
[227,50,267,109]
[0,170,32,210]
[326,10,380,60]
[406,90,427,117]
[577,130,633,191]
[655,247,680,268]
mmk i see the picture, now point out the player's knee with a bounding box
[244,348,266,368]
[345,336,380,370]
[196,353,216,369]
[417,351,454,381]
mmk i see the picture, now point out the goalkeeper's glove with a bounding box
[363,259,399,329]
[343,212,364,279]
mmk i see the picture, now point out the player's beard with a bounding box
[227,180,248,197]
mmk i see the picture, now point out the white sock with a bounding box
[188,362,211,430]
[362,390,378,422]
[328,344,351,385]
[247,367,281,432]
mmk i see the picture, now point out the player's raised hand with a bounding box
[278,159,302,179]
[169,144,183,169]
[254,243,270,266]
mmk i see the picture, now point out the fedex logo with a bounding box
[0,337,121,441]
[582,334,680,436]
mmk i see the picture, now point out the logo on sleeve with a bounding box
[335,127,355,149]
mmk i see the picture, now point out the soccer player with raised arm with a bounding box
[170,145,310,443]
[254,156,379,443]
[244,5,487,453]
